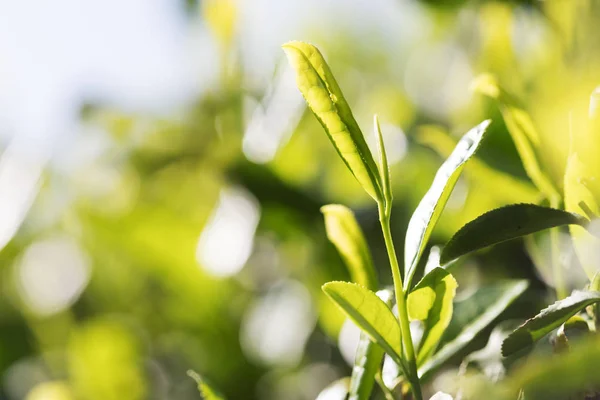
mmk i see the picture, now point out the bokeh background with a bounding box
[0,0,599,399]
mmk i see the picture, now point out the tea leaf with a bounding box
[564,153,600,278]
[283,41,383,201]
[440,204,587,264]
[322,282,403,363]
[349,289,393,400]
[418,280,529,380]
[407,268,458,364]
[187,370,226,400]
[472,74,559,200]
[417,125,539,205]
[404,120,491,288]
[374,115,393,207]
[322,205,377,290]
[502,290,600,357]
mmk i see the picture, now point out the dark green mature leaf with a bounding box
[322,282,403,364]
[349,290,393,400]
[418,280,529,380]
[187,370,226,400]
[502,290,600,357]
[472,74,559,201]
[321,205,377,290]
[440,204,587,265]
[407,268,458,364]
[283,41,383,201]
[404,120,491,289]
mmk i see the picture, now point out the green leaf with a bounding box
[374,115,393,207]
[283,41,382,201]
[404,120,491,288]
[472,74,559,201]
[502,290,600,357]
[321,205,377,290]
[407,268,458,364]
[322,282,403,364]
[187,370,226,400]
[349,289,393,400]
[418,280,529,381]
[440,204,587,265]
[564,153,600,278]
[417,125,539,205]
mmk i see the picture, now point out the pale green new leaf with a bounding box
[472,74,559,201]
[187,370,226,400]
[407,268,458,364]
[322,282,403,364]
[440,204,587,265]
[404,120,491,289]
[322,205,377,290]
[349,289,393,400]
[283,41,382,201]
[564,152,600,278]
[502,290,600,357]
[374,115,392,207]
[418,280,529,381]
[417,125,538,205]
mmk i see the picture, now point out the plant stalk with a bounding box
[379,204,423,400]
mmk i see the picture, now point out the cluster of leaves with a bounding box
[190,41,600,400]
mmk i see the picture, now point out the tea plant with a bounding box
[282,41,535,400]
[189,42,600,400]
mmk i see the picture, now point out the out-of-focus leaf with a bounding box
[322,282,403,363]
[440,204,587,264]
[404,120,491,288]
[472,74,559,201]
[349,290,393,400]
[564,153,600,278]
[417,125,539,204]
[187,370,226,400]
[502,290,600,357]
[419,280,529,380]
[316,377,351,400]
[407,268,458,364]
[507,335,600,400]
[374,115,393,207]
[430,392,453,400]
[321,205,377,290]
[283,41,383,201]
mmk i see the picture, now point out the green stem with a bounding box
[379,204,423,400]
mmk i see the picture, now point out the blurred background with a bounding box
[0,0,599,399]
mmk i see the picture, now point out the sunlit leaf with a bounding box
[322,205,377,290]
[349,289,393,400]
[407,268,458,364]
[283,41,383,201]
[419,280,529,380]
[322,282,403,363]
[316,377,351,400]
[440,204,587,265]
[502,290,600,357]
[188,370,226,400]
[472,74,559,201]
[374,115,393,207]
[564,152,600,278]
[404,120,491,288]
[417,125,538,205]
